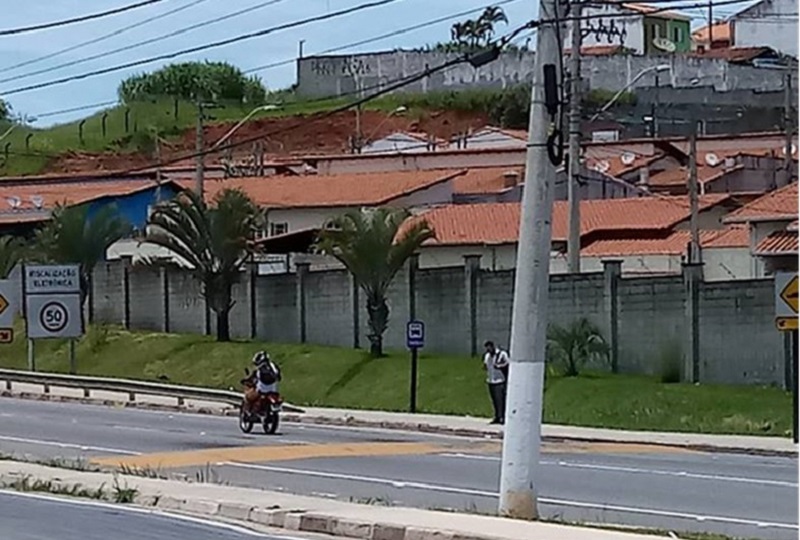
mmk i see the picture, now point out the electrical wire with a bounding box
[0,0,166,37]
[0,0,289,86]
[0,0,212,76]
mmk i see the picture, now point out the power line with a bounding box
[1,0,403,97]
[0,0,288,86]
[0,0,166,37]
[244,0,521,74]
[0,0,212,76]
[35,101,120,120]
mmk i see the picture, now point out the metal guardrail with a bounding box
[0,368,304,413]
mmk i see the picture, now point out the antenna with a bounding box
[620,152,635,166]
[596,160,611,173]
[704,152,720,167]
[30,195,43,209]
[6,196,20,209]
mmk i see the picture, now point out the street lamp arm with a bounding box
[588,64,670,123]
[211,104,278,150]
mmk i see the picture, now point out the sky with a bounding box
[0,0,750,127]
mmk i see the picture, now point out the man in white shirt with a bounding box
[483,340,509,425]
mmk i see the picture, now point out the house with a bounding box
[723,181,798,276]
[409,194,743,278]
[730,0,798,58]
[692,21,732,52]
[360,131,445,154]
[566,2,692,55]
[192,169,465,237]
[453,127,527,150]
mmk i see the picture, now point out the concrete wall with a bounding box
[90,258,789,387]
[297,50,796,98]
[731,0,798,58]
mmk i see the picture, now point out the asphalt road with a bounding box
[0,398,797,540]
[0,490,314,540]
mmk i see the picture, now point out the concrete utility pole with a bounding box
[688,120,700,263]
[498,0,562,520]
[567,0,583,274]
[195,100,205,196]
[783,69,794,187]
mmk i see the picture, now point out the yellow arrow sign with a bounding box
[0,294,8,316]
[780,276,799,314]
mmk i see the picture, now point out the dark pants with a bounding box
[488,382,507,423]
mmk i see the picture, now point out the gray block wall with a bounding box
[89,259,790,386]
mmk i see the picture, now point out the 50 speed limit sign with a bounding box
[26,294,82,339]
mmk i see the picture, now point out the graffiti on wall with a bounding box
[310,56,373,77]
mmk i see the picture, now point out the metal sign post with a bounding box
[406,320,425,414]
[24,265,84,374]
[774,272,799,443]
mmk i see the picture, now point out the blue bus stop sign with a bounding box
[406,320,425,349]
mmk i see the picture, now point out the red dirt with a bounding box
[42,109,489,175]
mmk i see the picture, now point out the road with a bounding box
[0,398,796,540]
[0,490,316,540]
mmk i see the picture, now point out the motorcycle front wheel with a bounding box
[263,412,279,435]
[238,403,254,433]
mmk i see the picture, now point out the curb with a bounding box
[2,390,794,458]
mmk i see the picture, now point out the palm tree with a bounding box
[35,203,131,308]
[476,6,508,43]
[546,318,610,377]
[0,236,25,278]
[143,188,261,342]
[315,208,434,358]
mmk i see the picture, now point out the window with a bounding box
[269,222,288,236]
[673,26,682,43]
[652,24,662,39]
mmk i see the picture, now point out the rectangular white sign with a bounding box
[26,293,83,339]
[25,265,80,295]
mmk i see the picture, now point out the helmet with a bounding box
[252,351,268,366]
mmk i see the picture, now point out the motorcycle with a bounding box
[239,368,283,435]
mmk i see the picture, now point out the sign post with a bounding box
[774,272,799,443]
[0,279,17,345]
[24,265,84,374]
[406,320,425,414]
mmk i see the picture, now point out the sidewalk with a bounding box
[284,407,799,456]
[0,461,666,540]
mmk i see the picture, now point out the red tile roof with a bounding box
[191,169,465,209]
[723,182,798,223]
[754,230,798,256]
[417,195,733,246]
[453,167,523,195]
[692,47,774,63]
[648,164,744,188]
[565,45,626,56]
[622,2,690,20]
[582,226,749,257]
[692,22,732,43]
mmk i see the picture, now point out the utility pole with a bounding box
[783,69,794,187]
[707,0,713,46]
[155,131,163,203]
[195,100,205,196]
[688,119,700,263]
[567,0,583,274]
[498,0,562,520]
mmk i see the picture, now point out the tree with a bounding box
[118,61,267,104]
[0,99,10,123]
[0,236,25,278]
[315,208,434,358]
[35,204,131,308]
[143,188,261,342]
[546,318,610,377]
[449,6,508,49]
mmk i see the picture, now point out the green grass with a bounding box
[0,324,791,437]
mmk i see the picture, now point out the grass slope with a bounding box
[0,325,791,437]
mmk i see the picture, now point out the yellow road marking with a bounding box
[91,442,444,469]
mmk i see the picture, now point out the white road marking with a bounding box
[0,435,140,455]
[0,489,308,539]
[440,453,798,488]
[223,462,798,531]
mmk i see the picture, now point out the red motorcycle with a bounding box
[239,369,283,434]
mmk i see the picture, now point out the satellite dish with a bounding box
[30,195,44,209]
[6,196,20,209]
[620,152,635,165]
[704,152,720,167]
[653,37,677,53]
[598,160,610,173]
[782,144,798,156]
[724,157,736,168]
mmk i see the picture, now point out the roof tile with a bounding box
[724,182,798,223]
[754,230,798,256]
[582,226,749,257]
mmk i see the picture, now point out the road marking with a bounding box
[224,462,798,531]
[440,453,798,488]
[0,490,308,539]
[0,435,140,455]
[92,441,445,469]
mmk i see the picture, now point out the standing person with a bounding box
[483,340,509,425]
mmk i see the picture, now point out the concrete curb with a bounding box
[0,462,666,540]
[2,390,795,458]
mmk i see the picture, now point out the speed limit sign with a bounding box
[26,294,82,339]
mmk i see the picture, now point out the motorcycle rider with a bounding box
[243,351,281,413]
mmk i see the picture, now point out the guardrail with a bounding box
[0,368,304,413]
